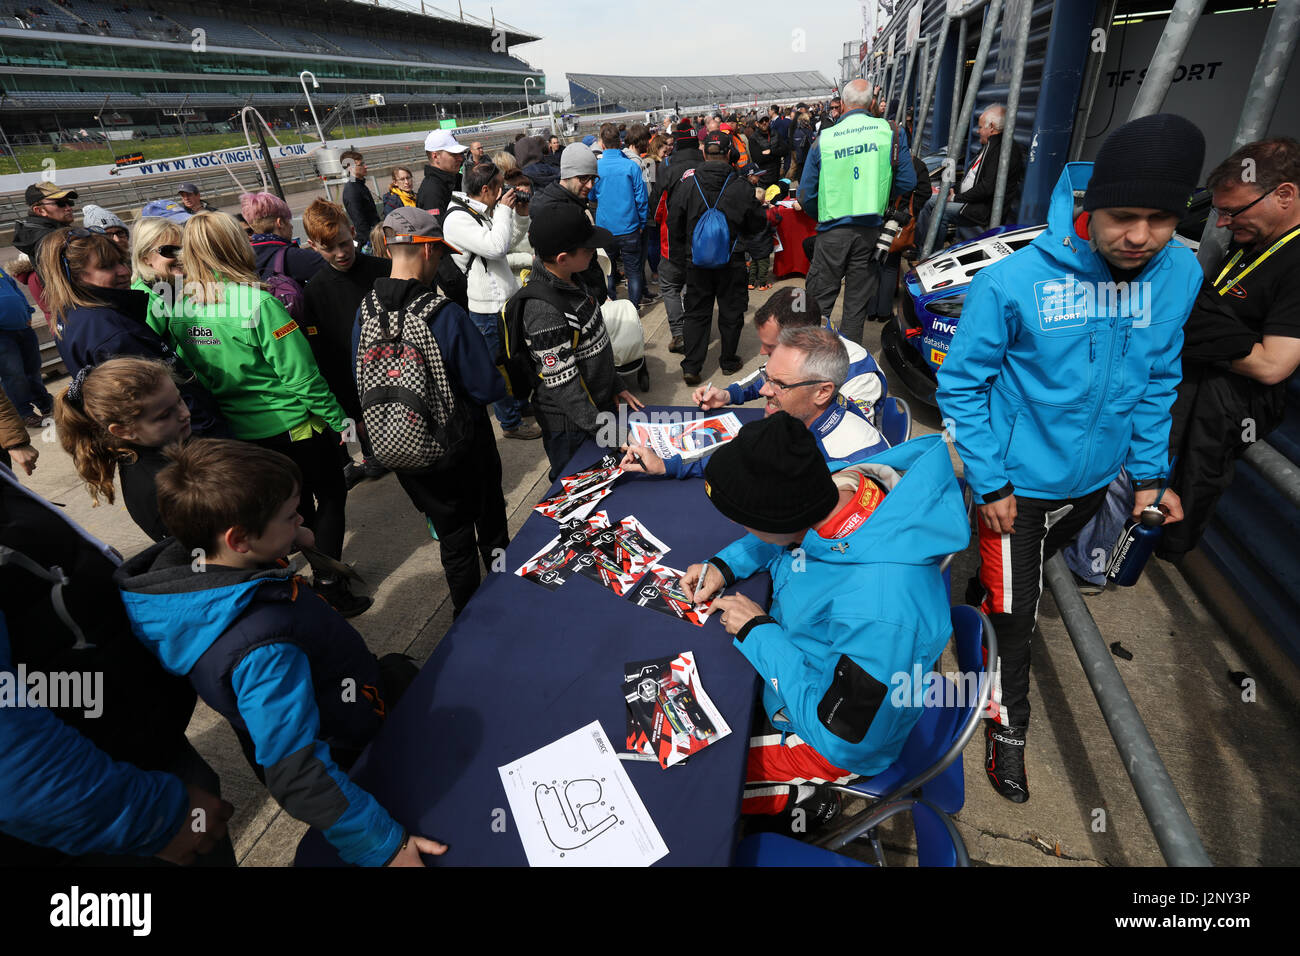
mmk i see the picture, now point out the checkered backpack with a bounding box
[355,288,468,472]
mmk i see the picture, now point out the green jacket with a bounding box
[166,282,347,440]
[132,277,169,338]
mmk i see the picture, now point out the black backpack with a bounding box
[355,288,468,472]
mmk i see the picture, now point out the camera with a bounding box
[873,209,909,261]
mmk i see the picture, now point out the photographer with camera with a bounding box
[443,161,541,440]
[798,78,916,346]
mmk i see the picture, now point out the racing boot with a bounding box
[985,719,1029,803]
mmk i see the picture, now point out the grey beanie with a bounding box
[559,143,598,179]
[83,203,127,231]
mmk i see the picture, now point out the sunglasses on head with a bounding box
[59,226,108,280]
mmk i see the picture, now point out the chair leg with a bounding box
[869,829,887,867]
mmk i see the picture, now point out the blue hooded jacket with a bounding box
[935,162,1201,501]
[708,434,969,774]
[116,540,403,867]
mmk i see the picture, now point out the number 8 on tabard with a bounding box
[853,166,860,180]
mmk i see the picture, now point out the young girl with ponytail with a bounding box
[54,356,191,542]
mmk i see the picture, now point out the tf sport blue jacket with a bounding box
[935,162,1202,501]
[708,434,969,775]
[115,540,404,867]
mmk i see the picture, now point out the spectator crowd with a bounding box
[2,78,1298,865]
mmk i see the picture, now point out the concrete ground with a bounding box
[17,194,1300,865]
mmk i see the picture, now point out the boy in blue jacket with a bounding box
[115,439,446,866]
[682,413,968,820]
[935,114,1205,803]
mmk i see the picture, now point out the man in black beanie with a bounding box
[936,113,1205,804]
[681,413,969,822]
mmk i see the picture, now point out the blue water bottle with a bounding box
[1105,506,1166,586]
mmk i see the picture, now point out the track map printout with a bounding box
[498,721,669,867]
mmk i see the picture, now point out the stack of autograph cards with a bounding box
[533,455,624,524]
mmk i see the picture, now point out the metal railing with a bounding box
[1043,555,1212,866]
[1242,440,1300,511]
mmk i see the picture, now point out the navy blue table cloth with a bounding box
[296,407,769,866]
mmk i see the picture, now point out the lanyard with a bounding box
[1213,225,1300,296]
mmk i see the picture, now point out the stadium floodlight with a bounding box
[524,76,536,115]
[661,85,667,110]
[299,70,327,145]
[597,87,604,115]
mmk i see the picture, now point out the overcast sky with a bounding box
[470,0,863,98]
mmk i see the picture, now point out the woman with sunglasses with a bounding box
[130,217,183,336]
[38,226,226,437]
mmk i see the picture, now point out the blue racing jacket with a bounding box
[935,162,1201,501]
[707,434,969,774]
[116,540,403,867]
[663,396,888,479]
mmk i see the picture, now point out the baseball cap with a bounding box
[25,182,78,206]
[382,207,461,252]
[528,204,614,259]
[177,182,200,195]
[703,131,731,153]
[424,129,468,154]
[743,163,762,178]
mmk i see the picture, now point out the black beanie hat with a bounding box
[1083,113,1205,214]
[703,412,840,534]
[674,120,697,151]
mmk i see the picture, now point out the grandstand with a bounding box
[0,0,546,144]
[567,71,832,112]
